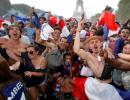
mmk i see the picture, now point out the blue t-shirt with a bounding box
[1,80,26,100]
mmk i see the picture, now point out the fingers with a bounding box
[24,71,32,77]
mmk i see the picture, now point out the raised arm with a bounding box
[73,20,103,77]
[105,58,130,71]
[118,53,130,61]
[37,38,57,50]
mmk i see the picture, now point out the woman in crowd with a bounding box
[21,44,47,100]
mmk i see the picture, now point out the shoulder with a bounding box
[20,35,30,44]
[39,56,47,67]
[0,37,9,44]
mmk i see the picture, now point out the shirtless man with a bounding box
[0,24,28,69]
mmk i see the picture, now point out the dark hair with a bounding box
[2,23,8,27]
[0,56,20,83]
[63,52,72,60]
[39,17,46,21]
[121,26,130,33]
[91,27,97,31]
[28,44,39,52]
[54,26,61,32]
[116,21,121,27]
[104,6,113,12]
[123,19,130,27]
[123,41,130,47]
[95,27,104,36]
[18,21,25,29]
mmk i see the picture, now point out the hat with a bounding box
[80,30,87,38]
[86,36,103,43]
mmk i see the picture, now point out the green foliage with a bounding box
[12,4,31,15]
[90,13,101,23]
[117,0,130,22]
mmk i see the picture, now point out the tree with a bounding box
[11,4,31,15]
[90,13,101,23]
[117,0,130,23]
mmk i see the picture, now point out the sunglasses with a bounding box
[27,51,34,55]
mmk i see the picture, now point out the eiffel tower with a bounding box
[73,0,86,20]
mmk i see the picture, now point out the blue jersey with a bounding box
[1,80,26,100]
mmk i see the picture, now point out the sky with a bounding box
[10,0,120,18]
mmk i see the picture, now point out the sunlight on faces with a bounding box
[9,27,21,40]
[88,39,102,53]
[59,38,68,50]
[52,29,61,41]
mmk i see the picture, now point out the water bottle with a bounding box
[121,71,130,90]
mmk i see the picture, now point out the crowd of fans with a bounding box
[0,6,130,100]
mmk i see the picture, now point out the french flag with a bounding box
[49,16,70,37]
[40,16,71,41]
[98,10,119,49]
[11,15,30,23]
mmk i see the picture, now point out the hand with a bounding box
[107,49,115,59]
[77,20,85,32]
[99,49,108,60]
[24,71,33,77]
[17,48,26,53]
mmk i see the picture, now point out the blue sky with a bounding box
[10,0,120,18]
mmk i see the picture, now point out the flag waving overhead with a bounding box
[98,11,119,31]
[98,6,119,49]
[11,15,30,23]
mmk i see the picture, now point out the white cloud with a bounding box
[10,0,120,18]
